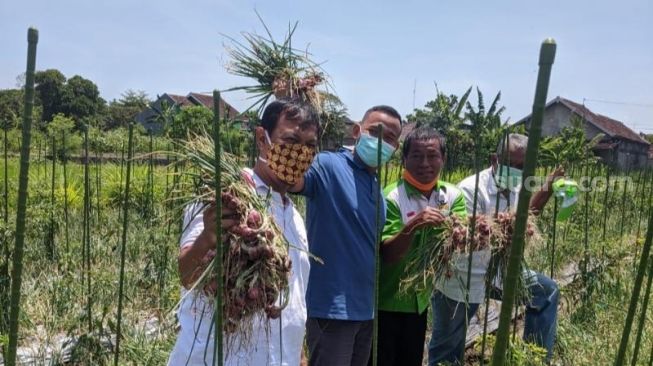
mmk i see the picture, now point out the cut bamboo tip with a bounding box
[28,27,38,42]
[539,38,557,65]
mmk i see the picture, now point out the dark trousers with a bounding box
[369,310,428,366]
[307,317,374,366]
[429,273,559,365]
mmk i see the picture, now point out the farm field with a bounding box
[0,149,651,365]
[2,5,653,365]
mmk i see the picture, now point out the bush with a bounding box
[46,114,83,158]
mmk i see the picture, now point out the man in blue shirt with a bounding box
[291,105,402,366]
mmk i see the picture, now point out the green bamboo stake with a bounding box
[6,27,38,366]
[582,157,590,293]
[619,165,629,248]
[3,121,7,226]
[601,167,611,257]
[118,141,125,221]
[1,119,9,340]
[630,259,653,366]
[383,161,390,187]
[148,132,154,222]
[550,195,559,278]
[631,169,643,234]
[62,130,69,254]
[636,169,650,240]
[491,38,556,366]
[614,210,653,365]
[372,125,383,366]
[83,125,92,332]
[212,90,224,366]
[95,149,101,223]
[480,133,509,364]
[462,133,482,362]
[114,124,134,366]
[49,135,56,260]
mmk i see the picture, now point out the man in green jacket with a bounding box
[372,126,466,366]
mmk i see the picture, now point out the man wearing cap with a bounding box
[428,133,564,365]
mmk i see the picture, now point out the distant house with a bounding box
[516,97,651,170]
[136,92,241,134]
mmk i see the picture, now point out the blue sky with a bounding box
[1,0,652,133]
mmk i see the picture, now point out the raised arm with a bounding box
[529,166,565,215]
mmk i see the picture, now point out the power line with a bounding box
[584,98,653,108]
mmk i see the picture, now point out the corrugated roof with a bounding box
[557,97,649,146]
[515,97,650,146]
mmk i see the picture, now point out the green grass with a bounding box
[1,156,179,365]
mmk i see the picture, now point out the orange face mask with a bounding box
[403,169,437,192]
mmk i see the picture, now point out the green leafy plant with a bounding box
[223,12,327,112]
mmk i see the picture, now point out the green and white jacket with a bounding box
[379,178,467,313]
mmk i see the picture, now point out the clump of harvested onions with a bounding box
[170,134,292,348]
[400,212,541,299]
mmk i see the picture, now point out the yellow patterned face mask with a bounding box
[260,131,316,185]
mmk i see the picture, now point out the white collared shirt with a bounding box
[451,168,536,303]
[168,169,310,366]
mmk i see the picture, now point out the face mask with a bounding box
[402,169,437,192]
[259,131,316,185]
[494,164,522,190]
[355,132,396,168]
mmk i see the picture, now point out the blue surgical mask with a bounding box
[494,164,522,190]
[355,132,396,168]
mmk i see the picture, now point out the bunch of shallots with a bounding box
[400,212,540,296]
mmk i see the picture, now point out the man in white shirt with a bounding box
[428,133,564,365]
[168,99,319,365]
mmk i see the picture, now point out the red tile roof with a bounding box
[187,92,240,118]
[161,92,240,118]
[557,97,650,146]
[165,93,193,107]
[400,122,417,141]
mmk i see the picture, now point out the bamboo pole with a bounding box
[480,132,509,364]
[62,130,69,254]
[83,125,92,332]
[550,196,558,278]
[148,132,154,222]
[582,155,590,293]
[49,135,56,261]
[636,169,649,239]
[113,124,134,366]
[3,121,7,226]
[6,27,38,366]
[462,131,482,362]
[212,90,224,366]
[491,39,556,366]
[95,148,101,223]
[630,259,653,366]
[0,119,8,343]
[614,210,653,365]
[372,125,383,366]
